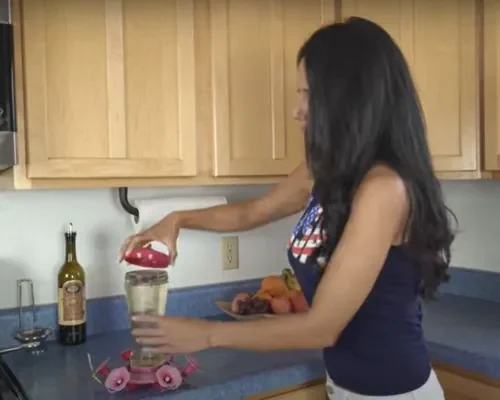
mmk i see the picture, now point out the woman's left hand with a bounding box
[131,315,213,354]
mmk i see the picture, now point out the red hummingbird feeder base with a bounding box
[89,349,199,393]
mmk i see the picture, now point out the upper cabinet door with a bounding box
[21,0,197,179]
[340,0,479,172]
[210,0,336,177]
[484,0,500,171]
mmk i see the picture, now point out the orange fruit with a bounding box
[260,275,288,297]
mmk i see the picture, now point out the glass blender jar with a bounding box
[125,269,169,368]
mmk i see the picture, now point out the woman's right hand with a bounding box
[119,213,181,265]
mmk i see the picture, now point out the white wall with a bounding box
[0,185,298,309]
[0,179,498,309]
[441,180,500,271]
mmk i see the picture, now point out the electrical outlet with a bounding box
[221,236,239,270]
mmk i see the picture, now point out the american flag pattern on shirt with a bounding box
[288,195,327,265]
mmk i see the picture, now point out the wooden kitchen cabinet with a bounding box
[3,0,334,189]
[340,0,480,177]
[3,0,500,189]
[433,361,500,400]
[20,0,198,180]
[209,0,335,177]
[246,380,327,400]
[247,362,500,400]
[483,0,500,172]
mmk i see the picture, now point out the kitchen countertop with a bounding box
[2,293,500,399]
[2,327,324,400]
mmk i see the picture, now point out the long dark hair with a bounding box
[297,17,457,298]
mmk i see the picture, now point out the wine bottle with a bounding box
[57,223,86,345]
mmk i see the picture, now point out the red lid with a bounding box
[123,247,171,268]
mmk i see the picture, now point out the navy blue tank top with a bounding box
[287,192,431,396]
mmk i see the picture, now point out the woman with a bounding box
[120,17,455,399]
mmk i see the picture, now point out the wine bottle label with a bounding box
[58,280,86,326]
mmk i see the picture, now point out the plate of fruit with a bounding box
[215,268,309,320]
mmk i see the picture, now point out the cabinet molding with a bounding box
[245,379,327,400]
[433,361,500,400]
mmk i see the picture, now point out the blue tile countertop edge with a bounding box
[438,266,500,304]
[0,278,262,347]
[1,265,495,346]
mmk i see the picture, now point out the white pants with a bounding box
[326,370,445,399]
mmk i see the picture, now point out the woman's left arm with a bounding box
[210,172,409,350]
[132,171,409,353]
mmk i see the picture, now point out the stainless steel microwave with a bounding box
[0,0,17,169]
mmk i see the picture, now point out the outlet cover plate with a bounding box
[222,236,239,270]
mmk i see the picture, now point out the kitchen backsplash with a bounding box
[0,179,498,309]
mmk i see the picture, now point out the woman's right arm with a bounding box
[176,162,312,232]
[120,163,311,261]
